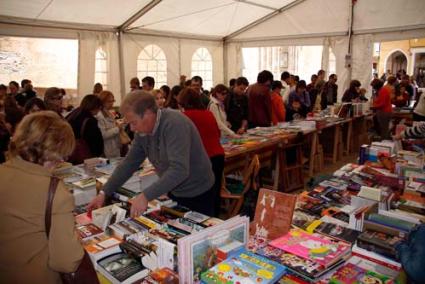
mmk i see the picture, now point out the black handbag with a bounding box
[45,177,99,284]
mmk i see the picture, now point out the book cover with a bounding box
[351,244,402,271]
[144,210,174,224]
[292,209,319,231]
[160,204,191,218]
[356,239,397,260]
[97,252,149,284]
[72,177,96,188]
[367,213,416,232]
[269,229,351,268]
[202,217,224,227]
[329,262,394,284]
[178,215,249,283]
[184,211,210,223]
[278,274,310,284]
[133,215,161,230]
[315,222,360,244]
[82,233,122,255]
[201,249,286,284]
[167,218,204,234]
[358,230,402,249]
[252,188,297,240]
[257,245,324,280]
[77,223,103,240]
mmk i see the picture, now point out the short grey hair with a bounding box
[120,90,158,117]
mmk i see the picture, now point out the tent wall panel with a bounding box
[0,23,78,39]
[121,34,180,95]
[78,31,122,104]
[179,40,224,89]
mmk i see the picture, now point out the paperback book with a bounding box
[329,262,395,284]
[269,229,351,268]
[76,223,103,240]
[201,249,287,284]
[97,252,149,284]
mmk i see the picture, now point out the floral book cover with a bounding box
[269,229,351,268]
[201,249,286,284]
[329,263,395,284]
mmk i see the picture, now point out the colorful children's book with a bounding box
[269,229,351,268]
[257,245,325,280]
[201,249,286,284]
[329,263,394,284]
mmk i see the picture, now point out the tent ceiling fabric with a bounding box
[232,0,350,40]
[127,0,275,37]
[245,0,295,9]
[0,0,298,37]
[0,0,152,27]
[0,0,424,40]
[353,0,425,32]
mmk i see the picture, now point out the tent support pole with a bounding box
[223,41,228,85]
[118,31,126,99]
[347,0,355,82]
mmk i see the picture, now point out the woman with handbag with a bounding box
[96,91,127,158]
[66,95,104,164]
[0,111,97,284]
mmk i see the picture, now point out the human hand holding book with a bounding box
[130,193,148,217]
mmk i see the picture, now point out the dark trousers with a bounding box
[210,155,225,217]
[169,155,224,217]
[413,112,425,122]
[376,110,392,139]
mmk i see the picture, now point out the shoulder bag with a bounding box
[45,177,99,284]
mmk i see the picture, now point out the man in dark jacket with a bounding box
[320,74,338,110]
[225,77,249,134]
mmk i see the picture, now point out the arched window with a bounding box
[328,48,336,75]
[95,47,108,89]
[191,47,213,91]
[137,44,167,87]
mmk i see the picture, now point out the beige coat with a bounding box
[0,158,84,284]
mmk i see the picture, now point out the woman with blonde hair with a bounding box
[96,90,123,158]
[0,111,84,283]
[152,89,166,109]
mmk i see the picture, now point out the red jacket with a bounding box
[373,86,392,113]
[271,93,286,125]
[183,110,224,158]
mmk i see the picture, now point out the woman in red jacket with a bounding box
[371,78,393,139]
[177,88,225,217]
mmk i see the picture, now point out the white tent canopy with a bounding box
[1,0,425,101]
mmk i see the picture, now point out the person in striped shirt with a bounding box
[395,122,425,139]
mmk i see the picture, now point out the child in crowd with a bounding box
[286,97,308,121]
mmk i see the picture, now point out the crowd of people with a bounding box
[0,68,424,283]
[0,69,423,163]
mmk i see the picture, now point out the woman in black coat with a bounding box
[66,95,104,163]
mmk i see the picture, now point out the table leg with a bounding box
[332,125,340,164]
[308,132,317,177]
[346,120,352,155]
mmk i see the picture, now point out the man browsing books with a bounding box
[87,91,215,217]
